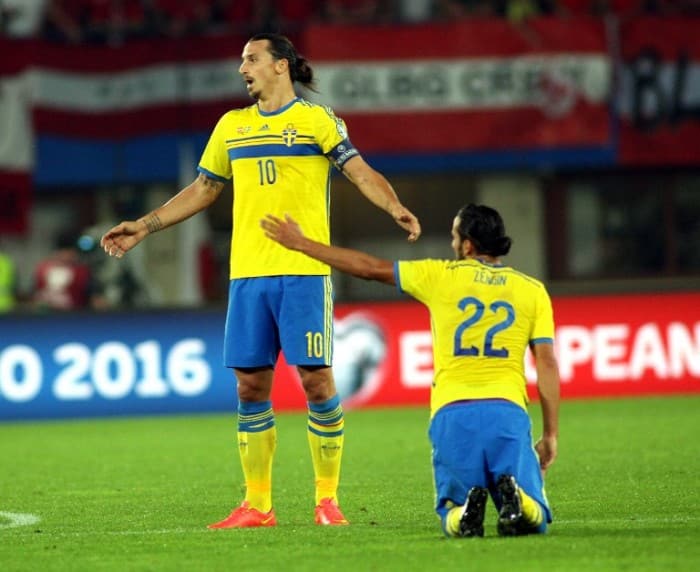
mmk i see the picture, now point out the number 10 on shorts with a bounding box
[305,331,324,358]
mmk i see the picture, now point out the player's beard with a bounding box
[247,85,261,101]
[245,78,261,101]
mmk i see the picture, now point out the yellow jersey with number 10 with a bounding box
[395,258,555,418]
[198,97,356,279]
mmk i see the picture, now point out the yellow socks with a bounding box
[237,400,276,513]
[519,487,544,526]
[237,397,345,511]
[443,483,543,537]
[307,395,345,505]
[445,503,463,536]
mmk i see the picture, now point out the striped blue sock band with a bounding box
[238,400,274,433]
[308,395,344,437]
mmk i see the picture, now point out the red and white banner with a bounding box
[271,291,700,410]
[29,35,251,139]
[618,17,700,165]
[0,40,32,233]
[5,18,700,180]
[22,22,612,152]
[303,20,612,154]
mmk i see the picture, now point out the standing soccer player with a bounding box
[100,33,421,528]
[261,203,560,537]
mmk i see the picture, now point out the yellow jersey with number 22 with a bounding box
[395,258,555,418]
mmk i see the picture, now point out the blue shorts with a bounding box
[223,276,334,368]
[429,399,552,524]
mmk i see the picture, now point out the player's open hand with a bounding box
[261,214,305,251]
[390,205,421,243]
[100,221,146,258]
[534,435,558,477]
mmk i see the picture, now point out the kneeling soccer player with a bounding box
[261,203,560,537]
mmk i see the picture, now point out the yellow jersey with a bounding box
[395,258,555,417]
[198,97,357,279]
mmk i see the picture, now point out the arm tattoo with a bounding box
[143,214,163,234]
[198,172,224,192]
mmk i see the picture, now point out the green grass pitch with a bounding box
[1,395,698,571]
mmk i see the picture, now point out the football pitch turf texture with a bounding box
[1,395,698,571]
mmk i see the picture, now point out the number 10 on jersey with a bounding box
[257,159,277,185]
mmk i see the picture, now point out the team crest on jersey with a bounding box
[335,119,347,139]
[282,123,297,146]
[237,125,251,135]
[323,105,347,139]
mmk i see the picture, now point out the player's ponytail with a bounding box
[456,204,512,257]
[489,236,513,257]
[293,54,317,91]
[250,32,318,92]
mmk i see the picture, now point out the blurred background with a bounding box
[0,1,699,420]
[1,0,699,311]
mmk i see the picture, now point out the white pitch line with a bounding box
[0,512,41,529]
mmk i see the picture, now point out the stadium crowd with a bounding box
[1,0,700,43]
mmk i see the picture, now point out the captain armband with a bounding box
[327,139,360,171]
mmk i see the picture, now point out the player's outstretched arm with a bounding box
[101,173,224,258]
[532,342,560,476]
[261,214,396,285]
[341,156,421,242]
